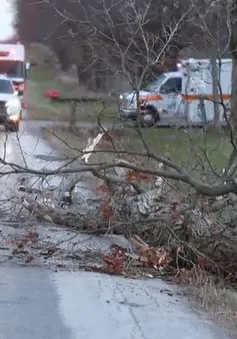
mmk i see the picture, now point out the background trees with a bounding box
[13,0,235,100]
[14,0,233,92]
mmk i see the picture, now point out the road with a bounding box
[0,119,233,338]
[0,119,67,206]
[0,263,231,339]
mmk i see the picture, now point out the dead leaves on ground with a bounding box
[4,230,180,279]
[126,170,153,183]
[4,231,60,264]
[5,231,40,263]
[130,235,173,270]
[87,235,175,277]
[103,245,127,275]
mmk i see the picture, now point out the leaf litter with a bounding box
[0,224,177,278]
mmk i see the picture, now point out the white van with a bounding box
[118,59,232,126]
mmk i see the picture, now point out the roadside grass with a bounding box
[26,60,118,121]
[43,126,231,176]
[177,267,237,335]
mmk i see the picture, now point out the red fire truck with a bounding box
[0,42,30,100]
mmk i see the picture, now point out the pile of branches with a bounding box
[15,126,237,275]
[18,164,237,274]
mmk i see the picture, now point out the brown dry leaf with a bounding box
[101,204,114,219]
[131,235,172,270]
[102,245,126,275]
[25,255,35,263]
[126,170,153,183]
[126,170,140,183]
[232,312,237,319]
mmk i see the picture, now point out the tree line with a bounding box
[13,0,237,94]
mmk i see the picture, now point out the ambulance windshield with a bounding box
[0,60,24,78]
[144,74,167,91]
[0,79,14,94]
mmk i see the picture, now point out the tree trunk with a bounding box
[231,58,237,132]
[69,101,77,132]
[230,1,237,133]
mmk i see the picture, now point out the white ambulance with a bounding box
[118,58,231,126]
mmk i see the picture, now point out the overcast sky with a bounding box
[0,0,14,40]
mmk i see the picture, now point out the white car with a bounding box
[0,74,22,132]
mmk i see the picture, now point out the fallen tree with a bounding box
[19,174,237,277]
[15,126,237,272]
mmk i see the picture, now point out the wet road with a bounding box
[0,263,231,339]
[0,119,67,200]
[0,119,233,338]
[0,264,71,339]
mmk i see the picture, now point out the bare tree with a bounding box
[54,0,195,87]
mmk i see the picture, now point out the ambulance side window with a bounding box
[160,78,182,94]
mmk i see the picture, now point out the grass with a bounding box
[25,55,118,121]
[177,266,237,335]
[28,44,231,172]
[127,127,231,170]
[43,125,232,176]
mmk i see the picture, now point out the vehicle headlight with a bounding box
[9,115,20,122]
[5,99,21,115]
[119,94,123,102]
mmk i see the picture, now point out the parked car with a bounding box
[0,74,22,132]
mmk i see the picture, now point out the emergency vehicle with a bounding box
[0,74,22,132]
[118,58,231,126]
[0,42,29,100]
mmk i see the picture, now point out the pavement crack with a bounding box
[116,283,148,339]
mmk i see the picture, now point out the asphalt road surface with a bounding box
[0,263,231,339]
[0,119,66,204]
[0,119,233,339]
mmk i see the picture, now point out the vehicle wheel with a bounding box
[5,122,19,133]
[13,122,19,132]
[141,107,159,127]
